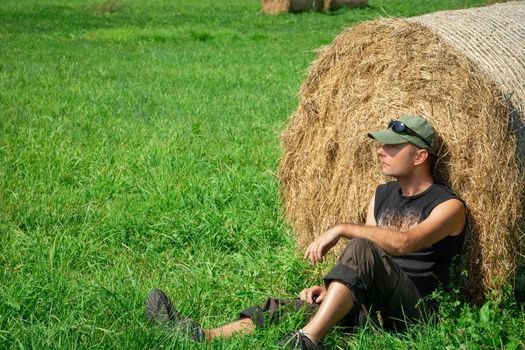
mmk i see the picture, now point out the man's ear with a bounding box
[413,148,429,166]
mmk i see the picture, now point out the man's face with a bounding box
[377,143,418,177]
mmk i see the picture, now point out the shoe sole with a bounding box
[145,288,174,323]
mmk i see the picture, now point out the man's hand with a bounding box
[303,225,343,263]
[299,285,327,304]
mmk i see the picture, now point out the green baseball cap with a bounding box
[368,115,437,154]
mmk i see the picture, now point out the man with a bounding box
[145,115,466,349]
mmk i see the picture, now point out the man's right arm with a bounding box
[302,192,378,262]
[305,197,465,262]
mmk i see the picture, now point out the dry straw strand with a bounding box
[278,1,525,303]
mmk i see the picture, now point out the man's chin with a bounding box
[381,169,393,176]
[382,170,401,178]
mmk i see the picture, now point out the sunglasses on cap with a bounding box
[388,120,432,148]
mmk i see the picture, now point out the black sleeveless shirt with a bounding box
[374,181,465,297]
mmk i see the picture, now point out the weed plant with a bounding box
[1,0,523,348]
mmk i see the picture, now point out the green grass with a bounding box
[1,0,523,348]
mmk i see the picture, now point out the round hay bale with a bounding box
[324,0,368,11]
[291,0,324,12]
[261,0,323,14]
[278,1,525,303]
[262,0,290,14]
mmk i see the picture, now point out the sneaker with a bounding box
[279,329,323,350]
[145,288,203,341]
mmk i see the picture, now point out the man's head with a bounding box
[368,116,437,177]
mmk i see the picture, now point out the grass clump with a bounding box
[86,0,124,14]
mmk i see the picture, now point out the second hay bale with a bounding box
[324,0,368,10]
[291,0,324,12]
[262,0,355,14]
[262,0,290,14]
[262,0,323,14]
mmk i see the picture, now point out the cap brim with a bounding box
[368,129,410,145]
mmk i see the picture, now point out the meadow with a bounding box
[1,0,523,348]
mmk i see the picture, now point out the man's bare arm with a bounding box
[365,192,377,226]
[304,197,465,262]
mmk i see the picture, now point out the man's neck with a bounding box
[396,174,434,197]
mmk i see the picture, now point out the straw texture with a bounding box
[278,1,525,302]
[410,1,525,125]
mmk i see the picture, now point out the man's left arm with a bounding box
[304,198,465,263]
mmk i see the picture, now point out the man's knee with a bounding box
[338,238,379,266]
